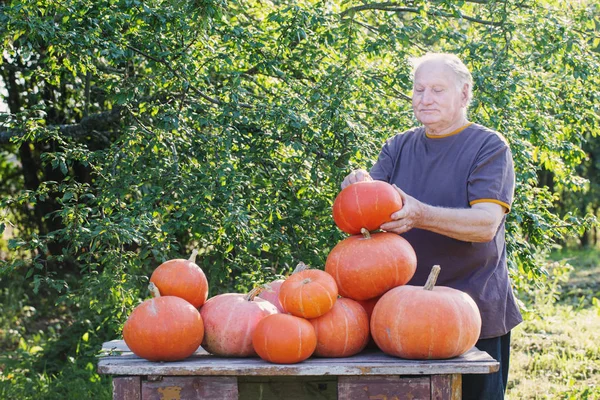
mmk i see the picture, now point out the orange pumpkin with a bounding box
[356,295,381,349]
[370,265,482,359]
[252,313,316,364]
[150,249,209,308]
[123,283,204,362]
[278,267,338,319]
[257,262,308,313]
[332,180,402,235]
[310,298,370,357]
[325,229,416,300]
[200,288,279,357]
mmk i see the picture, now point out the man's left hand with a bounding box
[379,185,426,234]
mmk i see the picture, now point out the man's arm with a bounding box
[380,185,506,243]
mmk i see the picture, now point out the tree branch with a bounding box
[340,3,503,26]
[0,108,123,144]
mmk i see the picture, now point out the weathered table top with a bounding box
[98,340,499,377]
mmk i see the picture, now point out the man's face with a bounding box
[412,61,467,130]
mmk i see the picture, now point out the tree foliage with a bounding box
[0,0,599,397]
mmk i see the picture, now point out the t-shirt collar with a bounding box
[425,122,474,139]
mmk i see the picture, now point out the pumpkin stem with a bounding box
[245,287,263,301]
[149,282,161,298]
[360,228,371,239]
[424,265,441,291]
[188,248,199,263]
[293,261,309,274]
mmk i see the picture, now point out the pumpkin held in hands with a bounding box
[252,313,317,364]
[370,265,482,359]
[150,249,209,308]
[200,288,279,357]
[332,180,402,235]
[123,283,204,362]
[325,229,417,301]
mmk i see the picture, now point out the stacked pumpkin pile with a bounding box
[122,180,482,364]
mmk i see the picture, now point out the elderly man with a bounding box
[342,53,522,400]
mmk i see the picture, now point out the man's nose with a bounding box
[422,88,434,104]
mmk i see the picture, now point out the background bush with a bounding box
[1,0,599,397]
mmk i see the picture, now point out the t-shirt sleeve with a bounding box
[467,136,515,213]
[369,137,396,183]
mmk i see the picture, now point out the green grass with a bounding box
[507,249,600,399]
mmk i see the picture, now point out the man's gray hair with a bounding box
[409,53,474,108]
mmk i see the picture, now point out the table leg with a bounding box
[431,374,461,400]
[113,376,141,400]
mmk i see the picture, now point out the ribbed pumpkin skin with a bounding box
[310,298,370,357]
[356,296,381,349]
[252,314,316,364]
[325,232,417,300]
[257,279,285,313]
[150,259,208,308]
[200,293,279,357]
[123,296,204,362]
[279,269,338,319]
[332,181,403,235]
[371,285,482,359]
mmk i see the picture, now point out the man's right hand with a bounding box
[341,169,373,189]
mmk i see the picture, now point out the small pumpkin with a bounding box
[150,249,209,308]
[325,229,416,301]
[200,288,279,357]
[310,297,370,358]
[332,180,402,235]
[278,265,338,319]
[252,313,316,364]
[258,263,309,313]
[122,283,204,362]
[370,265,482,360]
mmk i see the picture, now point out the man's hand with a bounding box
[341,169,373,189]
[379,185,426,234]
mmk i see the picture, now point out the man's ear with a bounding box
[461,83,470,106]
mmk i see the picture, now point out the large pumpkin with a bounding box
[310,298,370,358]
[370,265,482,359]
[150,249,209,308]
[123,283,204,362]
[252,313,316,364]
[200,288,279,357]
[332,180,402,235]
[325,229,417,300]
[278,267,338,319]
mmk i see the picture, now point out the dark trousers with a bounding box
[462,331,511,400]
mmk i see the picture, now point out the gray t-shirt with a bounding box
[370,123,522,339]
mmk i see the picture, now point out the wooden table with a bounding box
[98,340,498,400]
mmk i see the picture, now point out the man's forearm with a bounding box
[416,203,502,243]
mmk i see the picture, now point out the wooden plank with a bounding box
[338,376,430,400]
[101,340,209,356]
[98,342,499,377]
[113,376,141,400]
[98,354,498,377]
[238,376,336,400]
[431,374,461,400]
[141,376,237,400]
